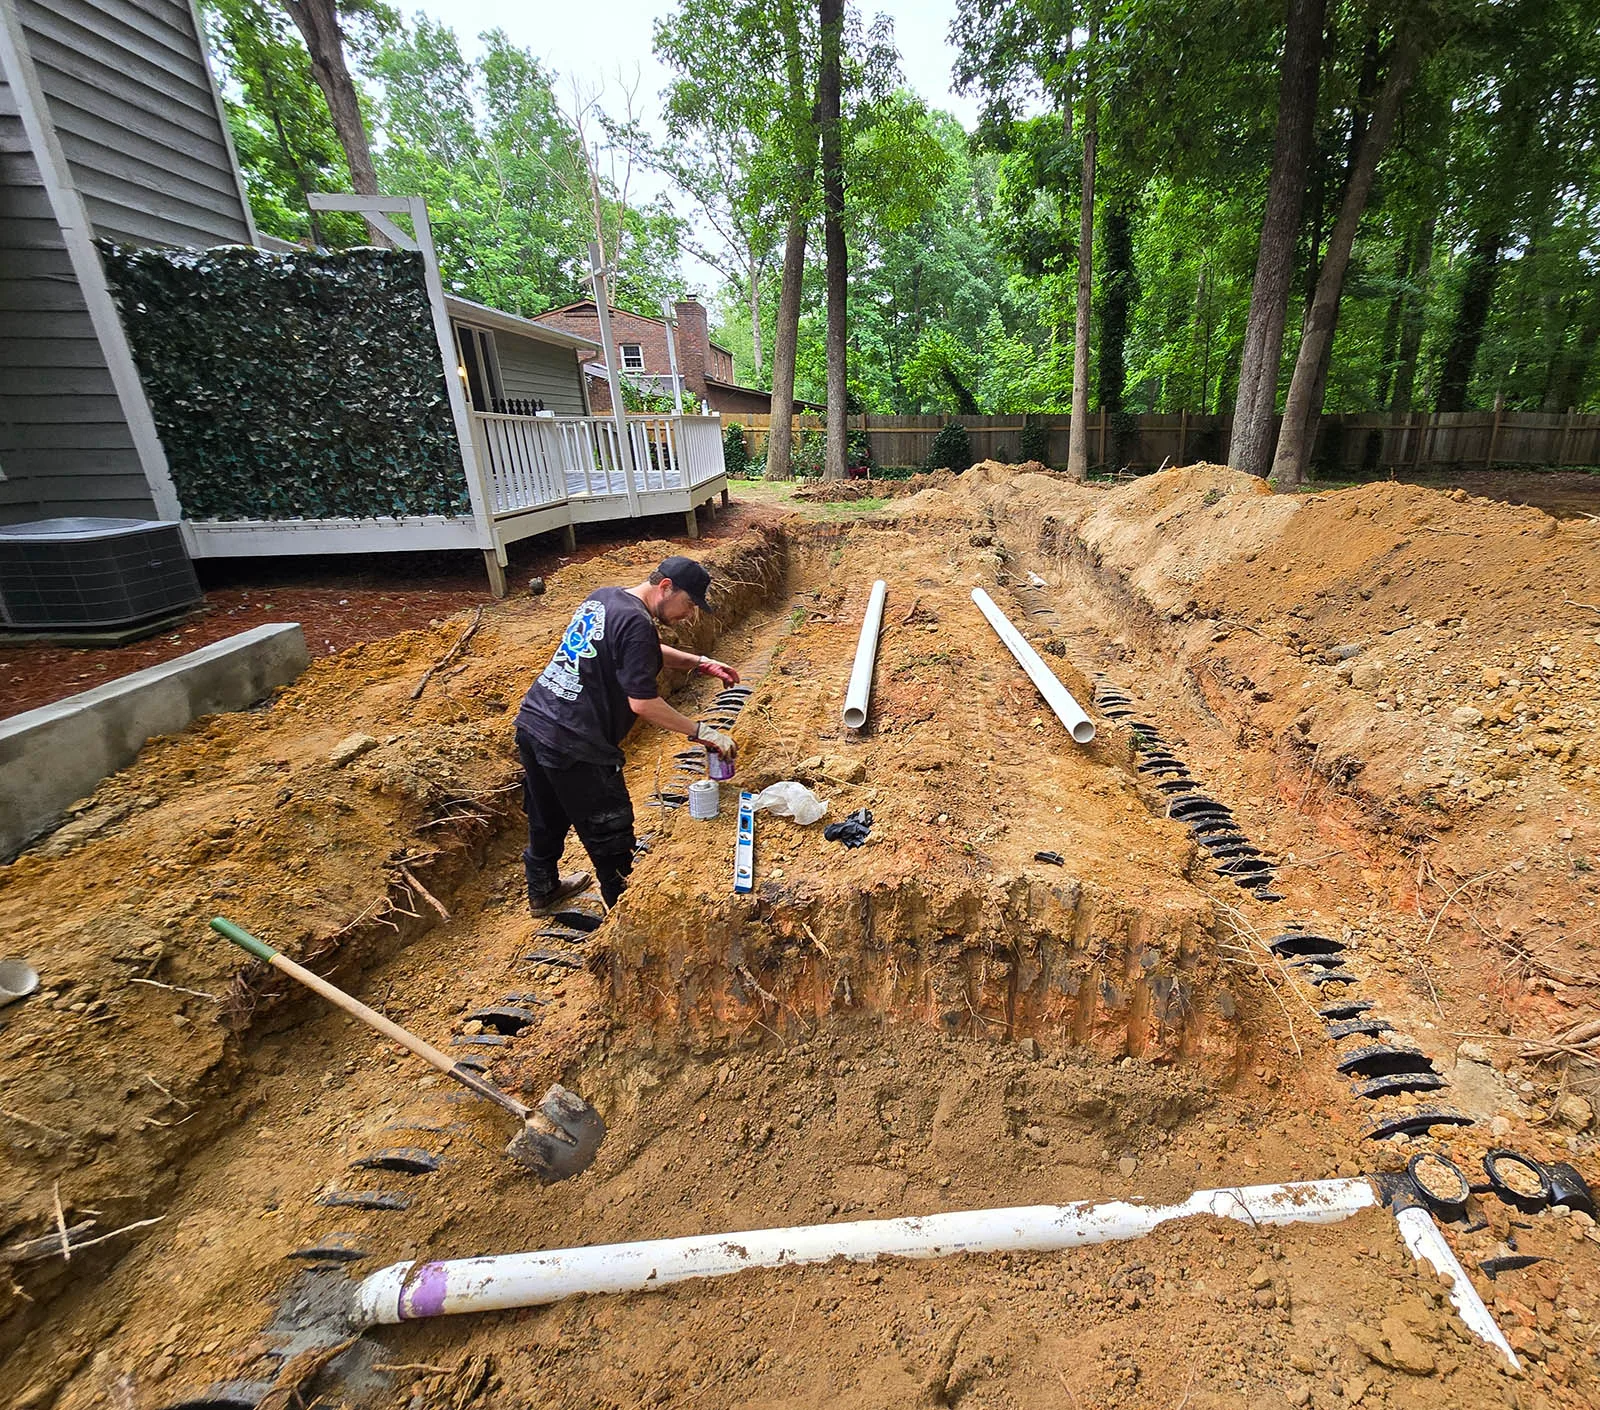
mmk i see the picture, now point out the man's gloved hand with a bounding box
[696,656,741,686]
[694,724,735,757]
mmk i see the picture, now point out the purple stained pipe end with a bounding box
[400,1261,450,1319]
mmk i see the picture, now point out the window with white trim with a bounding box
[620,343,645,371]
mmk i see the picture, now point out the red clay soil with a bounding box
[0,500,777,722]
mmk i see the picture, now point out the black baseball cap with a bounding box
[657,555,713,612]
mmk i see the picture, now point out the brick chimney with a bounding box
[673,298,710,399]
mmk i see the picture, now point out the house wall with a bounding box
[12,0,252,249]
[492,330,587,415]
[0,75,154,523]
[703,382,773,418]
[536,301,738,398]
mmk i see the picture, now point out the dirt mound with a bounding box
[791,469,961,502]
[790,462,1071,504]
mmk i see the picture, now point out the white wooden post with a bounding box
[588,243,642,517]
[659,297,686,415]
[407,197,503,588]
[308,193,505,593]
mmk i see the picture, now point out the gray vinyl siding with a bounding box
[0,87,153,523]
[15,0,251,249]
[493,332,587,414]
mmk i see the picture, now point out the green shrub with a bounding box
[925,421,973,472]
[792,427,827,478]
[1020,415,1050,465]
[722,422,751,477]
[847,428,874,472]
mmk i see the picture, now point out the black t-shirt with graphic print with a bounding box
[516,586,663,767]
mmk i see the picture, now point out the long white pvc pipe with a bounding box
[1394,1205,1519,1370]
[352,1178,1374,1325]
[971,587,1096,744]
[841,580,887,730]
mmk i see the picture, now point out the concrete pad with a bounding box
[0,623,309,859]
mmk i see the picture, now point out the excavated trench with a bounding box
[10,511,1328,1410]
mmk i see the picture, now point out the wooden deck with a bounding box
[183,411,727,583]
[473,411,728,549]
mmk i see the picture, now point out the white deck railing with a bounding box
[472,412,725,518]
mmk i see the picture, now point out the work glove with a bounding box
[696,656,741,685]
[823,808,873,849]
[694,724,735,757]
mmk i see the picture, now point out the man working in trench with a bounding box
[516,555,738,914]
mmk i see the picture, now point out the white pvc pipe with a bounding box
[352,1178,1374,1325]
[971,587,1096,744]
[841,579,887,730]
[1394,1205,1520,1370]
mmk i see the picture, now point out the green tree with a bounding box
[655,4,788,378]
[203,0,361,244]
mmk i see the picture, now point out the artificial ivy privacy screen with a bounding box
[99,243,470,520]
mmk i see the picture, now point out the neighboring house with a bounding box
[538,298,806,418]
[0,0,725,596]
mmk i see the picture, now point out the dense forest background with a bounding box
[206,0,1600,441]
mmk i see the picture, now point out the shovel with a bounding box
[210,917,605,1183]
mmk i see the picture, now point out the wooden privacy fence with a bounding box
[730,410,1600,474]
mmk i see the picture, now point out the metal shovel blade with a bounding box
[507,1084,606,1183]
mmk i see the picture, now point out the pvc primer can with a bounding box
[688,778,720,819]
[706,744,736,781]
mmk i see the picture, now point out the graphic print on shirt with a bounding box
[538,599,606,702]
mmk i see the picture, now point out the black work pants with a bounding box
[516,728,636,907]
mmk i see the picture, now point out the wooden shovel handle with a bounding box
[210,917,529,1119]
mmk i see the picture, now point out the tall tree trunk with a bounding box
[1547,291,1600,412]
[283,0,378,195]
[1067,14,1099,480]
[1227,0,1325,478]
[1192,263,1215,414]
[1098,197,1135,463]
[763,0,816,482]
[749,264,763,379]
[1273,29,1422,487]
[818,0,847,481]
[765,196,809,479]
[256,62,326,246]
[1435,222,1504,412]
[1390,214,1434,412]
[1374,237,1412,407]
[1436,99,1536,413]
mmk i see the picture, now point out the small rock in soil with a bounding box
[329,733,379,767]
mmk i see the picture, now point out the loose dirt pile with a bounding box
[2,467,1597,1410]
[788,466,1064,503]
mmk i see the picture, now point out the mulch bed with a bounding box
[0,499,776,722]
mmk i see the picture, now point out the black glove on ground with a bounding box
[823,808,874,849]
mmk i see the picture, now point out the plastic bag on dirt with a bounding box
[749,781,828,826]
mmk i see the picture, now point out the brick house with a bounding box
[535,298,788,417]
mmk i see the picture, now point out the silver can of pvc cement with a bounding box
[688,778,720,819]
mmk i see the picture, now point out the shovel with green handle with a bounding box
[210,917,604,1183]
